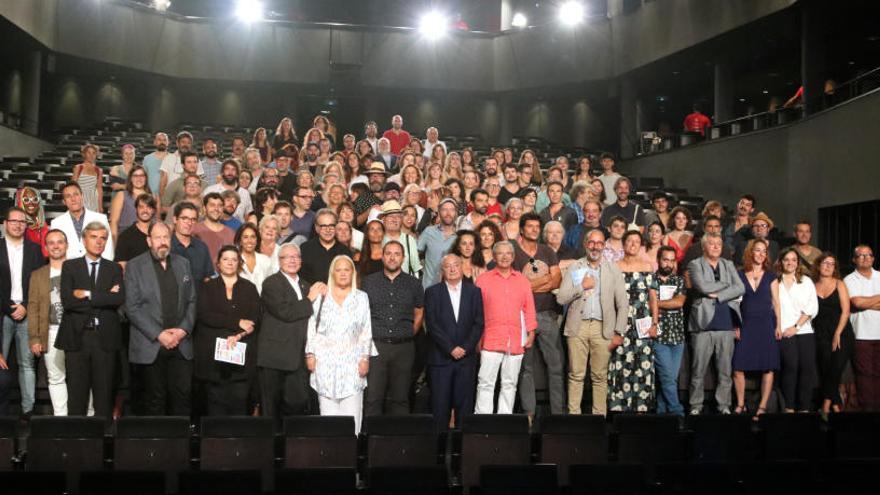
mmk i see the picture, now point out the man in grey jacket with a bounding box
[686,232,744,415]
[557,228,629,415]
[125,222,197,416]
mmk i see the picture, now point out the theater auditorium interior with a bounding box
[1,0,880,493]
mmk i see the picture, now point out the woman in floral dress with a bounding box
[608,230,660,412]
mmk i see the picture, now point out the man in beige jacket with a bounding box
[557,228,629,415]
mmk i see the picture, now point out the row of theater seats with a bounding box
[1,412,878,494]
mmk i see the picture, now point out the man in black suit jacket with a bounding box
[425,254,484,430]
[1,207,46,417]
[258,243,326,420]
[56,221,124,418]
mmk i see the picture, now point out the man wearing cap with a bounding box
[733,212,780,267]
[419,198,458,290]
[381,200,422,277]
[355,162,389,227]
[383,182,401,203]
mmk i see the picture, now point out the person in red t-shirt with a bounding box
[382,114,411,155]
[683,104,712,136]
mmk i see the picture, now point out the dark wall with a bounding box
[619,88,880,246]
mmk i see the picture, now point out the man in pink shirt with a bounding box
[381,114,411,155]
[474,241,537,414]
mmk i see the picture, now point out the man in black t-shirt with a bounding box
[600,176,646,231]
[116,194,156,269]
[512,213,564,419]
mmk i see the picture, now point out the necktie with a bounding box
[90,261,98,288]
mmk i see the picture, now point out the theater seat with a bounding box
[758,413,825,461]
[687,414,757,462]
[538,415,608,486]
[569,463,646,495]
[79,470,165,495]
[179,469,262,495]
[27,416,106,493]
[480,464,558,495]
[363,415,439,469]
[0,417,15,471]
[199,417,274,492]
[740,460,813,494]
[114,416,191,493]
[274,467,358,495]
[459,415,530,488]
[0,471,66,495]
[828,412,880,459]
[283,416,357,470]
[367,466,449,495]
[613,414,685,466]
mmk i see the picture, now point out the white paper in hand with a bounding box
[214,338,246,366]
[571,268,588,285]
[636,316,653,339]
[659,285,677,301]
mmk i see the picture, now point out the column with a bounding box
[714,62,734,123]
[21,50,42,135]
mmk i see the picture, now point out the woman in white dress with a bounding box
[305,255,377,433]
[235,223,274,294]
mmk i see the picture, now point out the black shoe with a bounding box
[19,410,33,423]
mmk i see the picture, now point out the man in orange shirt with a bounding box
[474,241,537,414]
[683,104,712,136]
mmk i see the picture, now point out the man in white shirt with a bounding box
[597,152,621,206]
[422,127,447,159]
[161,131,203,183]
[363,121,379,155]
[845,245,880,411]
[202,160,253,222]
[51,183,115,260]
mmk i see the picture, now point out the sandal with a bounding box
[734,404,748,415]
[752,407,767,421]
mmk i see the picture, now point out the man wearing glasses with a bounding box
[557,228,629,415]
[845,245,880,411]
[290,186,317,240]
[298,209,352,285]
[1,207,46,418]
[733,212,780,267]
[511,213,563,420]
[170,202,214,283]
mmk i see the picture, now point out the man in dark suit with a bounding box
[56,221,124,417]
[1,207,46,417]
[125,222,197,416]
[425,254,484,430]
[259,243,326,420]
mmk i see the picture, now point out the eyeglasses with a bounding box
[5,219,27,225]
[586,241,605,247]
[753,223,769,229]
[820,260,836,266]
[279,255,302,260]
[856,253,875,258]
[317,223,337,230]
[297,195,315,200]
[20,196,40,204]
[177,216,197,223]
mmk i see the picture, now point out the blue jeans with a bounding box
[2,316,35,413]
[654,342,684,415]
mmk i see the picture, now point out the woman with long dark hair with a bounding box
[109,165,152,242]
[449,230,485,283]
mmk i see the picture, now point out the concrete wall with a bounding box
[0,123,53,158]
[619,88,880,241]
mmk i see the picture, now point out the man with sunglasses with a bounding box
[512,212,564,419]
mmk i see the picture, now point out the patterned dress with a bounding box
[608,271,658,412]
[77,171,100,212]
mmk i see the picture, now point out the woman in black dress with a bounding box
[356,219,385,282]
[811,252,856,414]
[448,230,484,283]
[195,245,262,415]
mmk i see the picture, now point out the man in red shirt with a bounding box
[683,105,712,136]
[382,114,411,155]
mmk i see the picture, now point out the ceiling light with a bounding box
[419,11,448,40]
[235,0,263,23]
[558,1,584,26]
[152,0,171,12]
[511,12,528,28]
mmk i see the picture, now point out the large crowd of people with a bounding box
[1,113,878,433]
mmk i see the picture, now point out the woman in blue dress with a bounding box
[733,239,781,419]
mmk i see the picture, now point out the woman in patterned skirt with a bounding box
[608,230,660,412]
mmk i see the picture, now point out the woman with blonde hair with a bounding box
[399,164,424,190]
[502,197,525,241]
[306,255,376,433]
[258,214,282,269]
[303,127,325,146]
[73,142,104,213]
[312,115,335,148]
[273,117,299,153]
[109,143,138,193]
[429,143,447,166]
[518,149,543,188]
[444,152,464,180]
[402,184,426,224]
[424,161,446,193]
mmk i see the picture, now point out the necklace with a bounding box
[749,270,762,287]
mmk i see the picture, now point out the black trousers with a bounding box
[66,330,116,417]
[365,341,414,416]
[0,368,12,416]
[205,380,250,416]
[779,334,818,411]
[259,367,310,418]
[817,330,855,405]
[429,361,476,430]
[140,348,193,416]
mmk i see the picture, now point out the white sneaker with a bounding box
[689,408,701,416]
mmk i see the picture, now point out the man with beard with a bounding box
[540,181,578,230]
[483,156,500,181]
[557,228,629,415]
[375,138,397,172]
[219,191,243,232]
[513,213,564,419]
[382,114,411,155]
[257,167,280,191]
[355,163,388,226]
[363,241,425,415]
[381,201,421,277]
[229,135,247,164]
[290,187,316,241]
[162,152,206,217]
[116,194,158,270]
[161,131,202,184]
[142,132,170,196]
[497,164,521,205]
[200,138,222,185]
[302,142,321,178]
[418,198,458,289]
[457,189,489,231]
[364,121,379,155]
[733,212,780,267]
[203,160,254,221]
[722,194,756,253]
[482,176,504,218]
[565,199,607,258]
[125,222,196,416]
[192,193,235,261]
[599,177,645,232]
[276,153,297,199]
[653,246,687,416]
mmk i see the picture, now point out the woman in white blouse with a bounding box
[235,223,274,294]
[305,255,377,433]
[777,247,819,412]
